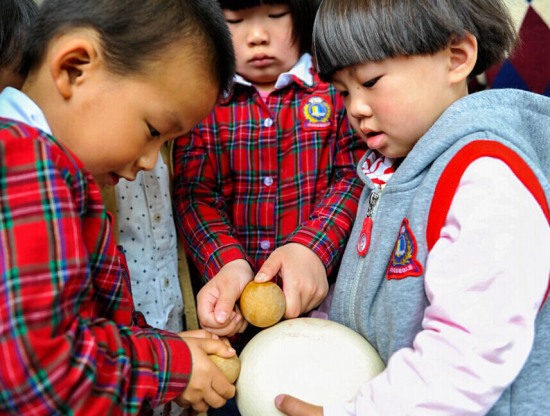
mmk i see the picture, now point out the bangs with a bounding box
[313,0,456,81]
[218,0,286,11]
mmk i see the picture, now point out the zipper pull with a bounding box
[357,189,380,256]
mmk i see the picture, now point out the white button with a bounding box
[263,176,274,186]
[260,240,271,250]
[264,118,273,127]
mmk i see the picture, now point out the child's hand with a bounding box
[196,259,253,336]
[173,332,237,413]
[255,243,328,319]
[275,394,323,416]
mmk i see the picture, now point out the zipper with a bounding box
[357,187,381,256]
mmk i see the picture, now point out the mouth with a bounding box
[249,54,275,67]
[363,131,385,150]
[108,173,121,186]
[365,131,382,139]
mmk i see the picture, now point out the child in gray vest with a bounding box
[275,0,550,415]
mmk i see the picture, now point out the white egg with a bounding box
[236,317,385,416]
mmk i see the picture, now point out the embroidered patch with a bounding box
[386,218,423,280]
[301,96,333,130]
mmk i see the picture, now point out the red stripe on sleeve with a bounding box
[426,140,550,304]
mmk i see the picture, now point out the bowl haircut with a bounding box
[20,0,236,96]
[313,0,518,82]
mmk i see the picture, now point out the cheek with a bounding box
[234,45,249,70]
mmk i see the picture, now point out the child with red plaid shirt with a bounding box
[173,0,366,343]
[0,0,237,414]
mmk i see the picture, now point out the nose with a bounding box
[346,93,373,121]
[247,24,269,46]
[136,146,160,172]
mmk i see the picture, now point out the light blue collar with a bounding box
[0,87,52,134]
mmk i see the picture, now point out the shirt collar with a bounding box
[228,53,314,97]
[0,87,52,134]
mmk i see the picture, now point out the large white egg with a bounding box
[236,317,385,416]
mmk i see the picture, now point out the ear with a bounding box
[447,32,478,85]
[49,34,100,99]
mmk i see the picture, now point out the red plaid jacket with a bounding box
[0,118,190,415]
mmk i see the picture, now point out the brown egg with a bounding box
[209,354,241,384]
[239,281,286,328]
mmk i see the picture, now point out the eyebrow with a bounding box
[166,111,184,135]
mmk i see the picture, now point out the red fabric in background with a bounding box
[471,4,550,96]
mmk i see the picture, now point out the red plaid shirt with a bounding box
[173,62,366,280]
[0,119,191,415]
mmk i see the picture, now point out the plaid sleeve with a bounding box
[0,124,191,415]
[173,129,251,280]
[288,97,366,274]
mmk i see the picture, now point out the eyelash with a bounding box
[363,76,381,88]
[339,91,349,98]
[225,10,289,24]
[269,12,289,18]
[148,124,161,138]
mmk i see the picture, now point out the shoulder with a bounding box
[0,118,85,182]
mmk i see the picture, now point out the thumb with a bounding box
[199,338,236,358]
[213,286,240,324]
[255,253,282,283]
[275,394,323,416]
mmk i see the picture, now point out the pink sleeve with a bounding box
[324,157,550,415]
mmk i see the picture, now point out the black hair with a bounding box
[20,0,235,95]
[0,0,39,72]
[218,0,320,55]
[313,0,518,82]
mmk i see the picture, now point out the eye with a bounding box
[225,18,243,24]
[269,11,290,19]
[148,124,161,138]
[336,89,349,99]
[363,76,381,88]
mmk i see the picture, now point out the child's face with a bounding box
[47,40,218,187]
[332,52,465,159]
[223,3,300,92]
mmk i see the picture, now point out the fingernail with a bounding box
[275,395,284,408]
[256,273,268,282]
[216,311,228,323]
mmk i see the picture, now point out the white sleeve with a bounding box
[324,157,550,416]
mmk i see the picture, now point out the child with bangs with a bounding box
[274,0,550,415]
[173,0,366,354]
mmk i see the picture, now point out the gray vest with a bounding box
[330,89,550,415]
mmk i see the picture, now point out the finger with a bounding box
[275,394,323,416]
[200,338,237,358]
[197,289,222,328]
[213,287,241,325]
[211,373,236,400]
[193,324,231,337]
[178,329,216,340]
[255,252,283,283]
[282,282,302,319]
[232,304,249,333]
[191,399,209,414]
